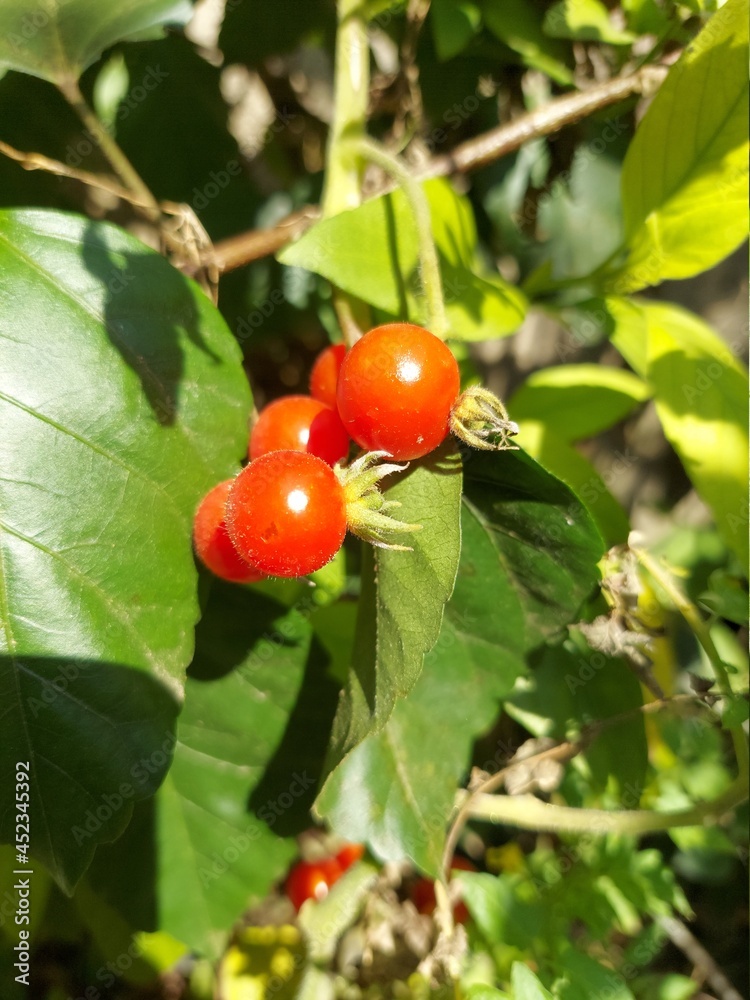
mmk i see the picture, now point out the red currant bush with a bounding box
[250,394,350,466]
[192,480,265,584]
[310,343,346,409]
[226,451,347,578]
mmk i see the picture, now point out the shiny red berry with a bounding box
[250,395,350,466]
[286,860,337,911]
[336,323,460,460]
[335,843,365,871]
[310,343,347,409]
[192,480,264,583]
[226,451,347,578]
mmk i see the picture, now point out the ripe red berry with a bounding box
[409,855,476,924]
[310,343,347,409]
[286,860,337,911]
[250,395,350,466]
[226,451,347,578]
[335,843,365,871]
[336,323,460,461]
[192,480,265,584]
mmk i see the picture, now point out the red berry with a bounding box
[192,480,265,584]
[226,451,347,578]
[320,856,345,885]
[250,395,350,466]
[286,860,336,911]
[310,343,347,409]
[409,855,476,924]
[335,843,365,871]
[336,323,460,461]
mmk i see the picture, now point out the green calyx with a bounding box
[450,385,519,451]
[336,451,423,550]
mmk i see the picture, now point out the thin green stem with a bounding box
[634,545,750,786]
[57,78,159,221]
[345,136,447,337]
[463,776,748,836]
[320,0,370,218]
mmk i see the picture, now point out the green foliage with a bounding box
[0,209,250,891]
[615,0,749,290]
[0,0,191,83]
[609,298,749,570]
[0,0,747,996]
[323,443,463,771]
[318,450,603,874]
[279,179,528,340]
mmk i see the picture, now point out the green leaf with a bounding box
[699,569,749,626]
[279,179,527,341]
[513,422,631,545]
[0,0,191,84]
[511,962,554,1000]
[483,0,574,84]
[615,0,749,291]
[611,299,749,571]
[554,948,635,1000]
[537,147,624,282]
[510,364,650,442]
[317,450,603,873]
[88,585,327,959]
[431,0,482,60]
[507,642,647,798]
[321,444,463,769]
[630,973,699,1000]
[461,449,603,647]
[0,209,250,890]
[544,0,636,44]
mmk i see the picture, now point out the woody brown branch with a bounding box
[208,64,668,275]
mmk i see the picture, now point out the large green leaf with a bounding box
[317,450,603,873]
[279,179,527,341]
[615,0,749,291]
[0,209,251,890]
[322,444,463,774]
[88,585,327,959]
[610,298,749,571]
[510,364,650,443]
[0,0,192,84]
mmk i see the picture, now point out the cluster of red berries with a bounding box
[193,322,517,581]
[284,846,476,923]
[285,843,365,911]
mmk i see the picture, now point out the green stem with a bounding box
[57,77,160,221]
[463,776,748,836]
[635,545,750,786]
[345,136,447,337]
[320,0,370,217]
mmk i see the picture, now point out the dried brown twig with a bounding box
[207,63,668,274]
